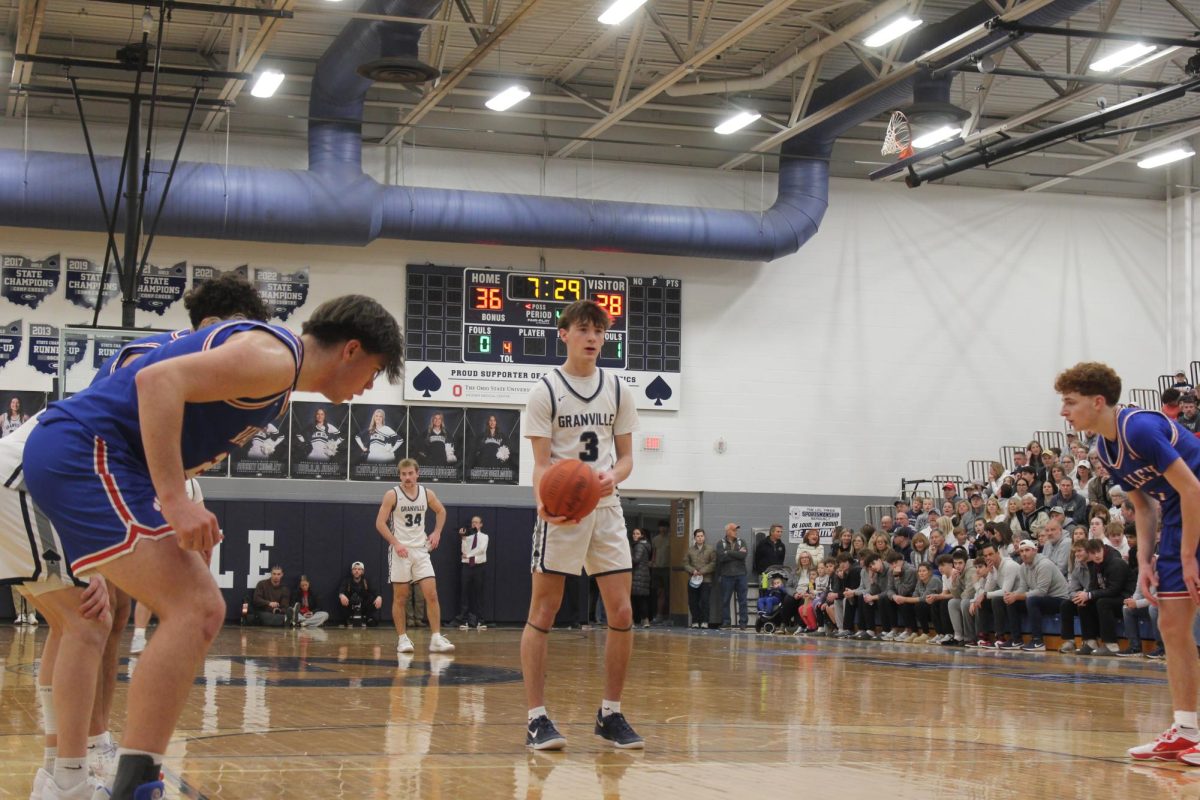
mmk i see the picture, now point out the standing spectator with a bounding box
[793,528,825,569]
[1014,540,1069,651]
[755,524,787,583]
[291,575,330,628]
[716,523,749,630]
[650,522,671,624]
[1052,478,1088,529]
[456,516,489,631]
[630,529,652,628]
[337,562,382,627]
[253,566,291,626]
[683,529,715,628]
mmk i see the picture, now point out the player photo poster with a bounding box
[464,408,520,485]
[0,390,46,438]
[289,401,349,480]
[228,408,291,479]
[348,403,407,482]
[407,407,464,483]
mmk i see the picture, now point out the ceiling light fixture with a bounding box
[912,125,962,148]
[1090,43,1156,72]
[485,85,531,111]
[598,0,649,26]
[714,111,761,135]
[1137,147,1194,169]
[250,69,285,98]
[864,16,923,48]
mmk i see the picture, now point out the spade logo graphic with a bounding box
[413,367,442,398]
[645,376,673,407]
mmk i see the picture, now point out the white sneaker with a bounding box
[38,775,109,799]
[396,634,415,653]
[88,741,118,785]
[895,631,912,643]
[26,613,38,627]
[129,632,147,655]
[429,633,456,653]
[30,767,49,800]
[880,631,896,641]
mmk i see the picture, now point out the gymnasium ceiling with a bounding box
[3,0,1200,200]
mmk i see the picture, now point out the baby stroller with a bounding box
[755,565,793,634]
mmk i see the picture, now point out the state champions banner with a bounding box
[136,262,187,315]
[1,254,60,309]
[254,267,309,321]
[65,257,120,310]
[789,506,842,546]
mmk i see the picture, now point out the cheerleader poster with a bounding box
[407,407,464,483]
[289,401,349,480]
[228,408,291,479]
[348,403,407,482]
[464,408,520,485]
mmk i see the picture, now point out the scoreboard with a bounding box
[404,265,682,410]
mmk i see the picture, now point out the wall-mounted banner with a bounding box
[465,408,519,485]
[65,257,120,311]
[789,506,843,545]
[136,262,187,315]
[192,264,248,287]
[348,403,407,482]
[0,390,46,438]
[403,361,681,412]
[228,409,291,479]
[254,267,309,321]
[2,254,60,309]
[289,401,349,480]
[28,323,87,376]
[92,335,127,371]
[0,320,22,371]
[408,406,464,483]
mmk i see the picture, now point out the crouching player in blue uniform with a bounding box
[21,295,403,799]
[1056,362,1200,765]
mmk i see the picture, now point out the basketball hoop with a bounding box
[882,110,914,160]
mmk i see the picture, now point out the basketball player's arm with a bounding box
[374,491,407,557]
[597,432,634,497]
[530,437,572,524]
[426,489,446,550]
[1126,489,1160,604]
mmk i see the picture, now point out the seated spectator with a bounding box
[1118,579,1161,658]
[1015,540,1069,651]
[985,461,1006,497]
[1103,520,1130,559]
[849,532,869,562]
[914,497,936,531]
[952,499,970,528]
[958,555,990,647]
[1013,494,1048,539]
[253,565,291,626]
[830,528,854,560]
[942,481,962,506]
[1107,486,1126,522]
[1090,539,1136,655]
[961,493,986,534]
[910,562,945,643]
[878,514,895,536]
[755,575,790,633]
[1088,503,1111,526]
[1039,517,1071,576]
[868,531,892,558]
[291,574,330,628]
[985,521,1015,560]
[890,527,914,561]
[1172,370,1193,391]
[851,553,887,640]
[930,521,954,558]
[812,558,836,634]
[1038,480,1057,512]
[1059,542,1099,654]
[984,497,1006,523]
[1161,386,1183,420]
[977,542,1027,649]
[1086,515,1107,542]
[881,552,917,642]
[793,527,825,569]
[908,532,931,568]
[831,555,860,637]
[1179,392,1200,433]
[338,561,382,627]
[1052,478,1088,528]
[950,526,974,558]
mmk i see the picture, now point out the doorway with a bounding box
[621,494,697,626]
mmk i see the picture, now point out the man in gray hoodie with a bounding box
[1013,539,1069,651]
[881,552,918,642]
[974,543,1027,648]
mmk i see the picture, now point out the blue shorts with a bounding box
[22,418,173,574]
[1157,557,1189,600]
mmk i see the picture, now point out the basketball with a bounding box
[539,459,602,521]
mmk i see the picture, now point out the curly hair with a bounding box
[184,272,269,327]
[302,295,404,382]
[1054,362,1121,406]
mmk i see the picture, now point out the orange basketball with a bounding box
[540,459,603,521]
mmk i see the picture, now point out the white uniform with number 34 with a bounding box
[523,368,639,576]
[388,484,436,583]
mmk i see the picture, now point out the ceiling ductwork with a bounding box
[0,0,1100,262]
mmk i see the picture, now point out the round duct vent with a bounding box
[356,57,440,84]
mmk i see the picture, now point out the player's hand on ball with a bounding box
[78,575,110,620]
[165,497,222,552]
[596,470,615,497]
[537,504,575,525]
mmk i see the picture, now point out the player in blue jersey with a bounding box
[1056,362,1200,765]
[21,294,402,800]
[3,274,269,799]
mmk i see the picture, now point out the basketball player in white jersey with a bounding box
[521,299,642,750]
[375,458,455,654]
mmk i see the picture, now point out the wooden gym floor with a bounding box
[0,624,1193,799]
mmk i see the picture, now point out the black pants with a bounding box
[687,582,711,625]
[915,600,950,634]
[337,601,379,627]
[257,609,285,627]
[632,594,652,624]
[881,600,914,630]
[856,598,879,630]
[458,564,486,625]
[989,596,1024,639]
[1059,597,1099,640]
[1095,596,1127,643]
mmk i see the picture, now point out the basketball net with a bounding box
[882,110,914,160]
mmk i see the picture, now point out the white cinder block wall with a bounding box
[0,120,1169,498]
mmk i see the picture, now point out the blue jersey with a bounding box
[1096,407,1200,556]
[91,329,189,386]
[41,320,302,474]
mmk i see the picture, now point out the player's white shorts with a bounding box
[532,504,631,576]
[389,546,435,584]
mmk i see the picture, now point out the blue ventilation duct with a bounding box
[0,0,1097,261]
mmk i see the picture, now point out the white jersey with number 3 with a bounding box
[390,485,429,548]
[524,368,638,510]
